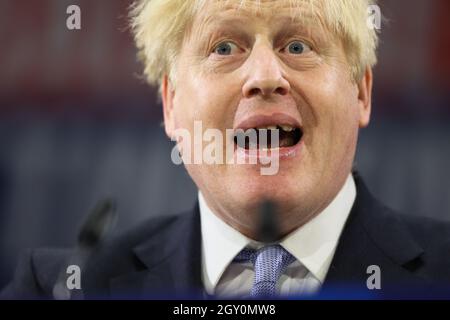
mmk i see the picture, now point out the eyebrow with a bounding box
[199,13,328,46]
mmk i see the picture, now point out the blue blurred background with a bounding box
[0,0,449,289]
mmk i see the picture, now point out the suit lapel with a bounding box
[323,174,426,293]
[109,204,203,299]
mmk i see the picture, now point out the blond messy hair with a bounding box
[130,0,379,89]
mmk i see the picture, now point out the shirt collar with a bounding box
[199,192,251,294]
[280,174,356,282]
[199,174,356,293]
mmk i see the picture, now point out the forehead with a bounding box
[194,0,322,25]
[186,0,329,41]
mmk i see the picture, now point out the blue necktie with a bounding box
[234,245,296,298]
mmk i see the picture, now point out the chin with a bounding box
[229,176,300,207]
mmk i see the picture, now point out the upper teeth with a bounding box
[280,125,294,132]
[255,125,295,131]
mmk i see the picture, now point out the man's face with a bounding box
[162,0,372,238]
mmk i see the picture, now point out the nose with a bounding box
[242,43,291,98]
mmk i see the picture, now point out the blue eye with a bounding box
[287,41,311,54]
[213,42,238,56]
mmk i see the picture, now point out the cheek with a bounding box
[322,88,360,161]
[173,84,200,127]
[316,66,358,121]
[296,68,360,153]
[174,72,240,130]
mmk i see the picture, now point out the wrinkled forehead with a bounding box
[187,0,328,39]
[194,0,324,27]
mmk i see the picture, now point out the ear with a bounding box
[161,75,176,138]
[357,67,373,128]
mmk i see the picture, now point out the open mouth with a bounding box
[233,125,303,150]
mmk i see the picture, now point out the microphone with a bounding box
[77,198,118,248]
[256,199,281,243]
[52,198,118,300]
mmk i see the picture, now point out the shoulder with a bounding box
[0,248,70,299]
[399,213,450,238]
[371,201,450,281]
[103,212,183,252]
[349,174,450,286]
[354,172,450,250]
[397,213,450,260]
[0,213,185,299]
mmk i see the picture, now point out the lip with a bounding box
[234,137,304,169]
[234,138,304,162]
[233,112,302,131]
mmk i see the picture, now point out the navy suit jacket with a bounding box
[2,174,450,299]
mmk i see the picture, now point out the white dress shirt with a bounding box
[199,174,357,298]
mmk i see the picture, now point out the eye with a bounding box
[286,40,312,55]
[213,41,239,56]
